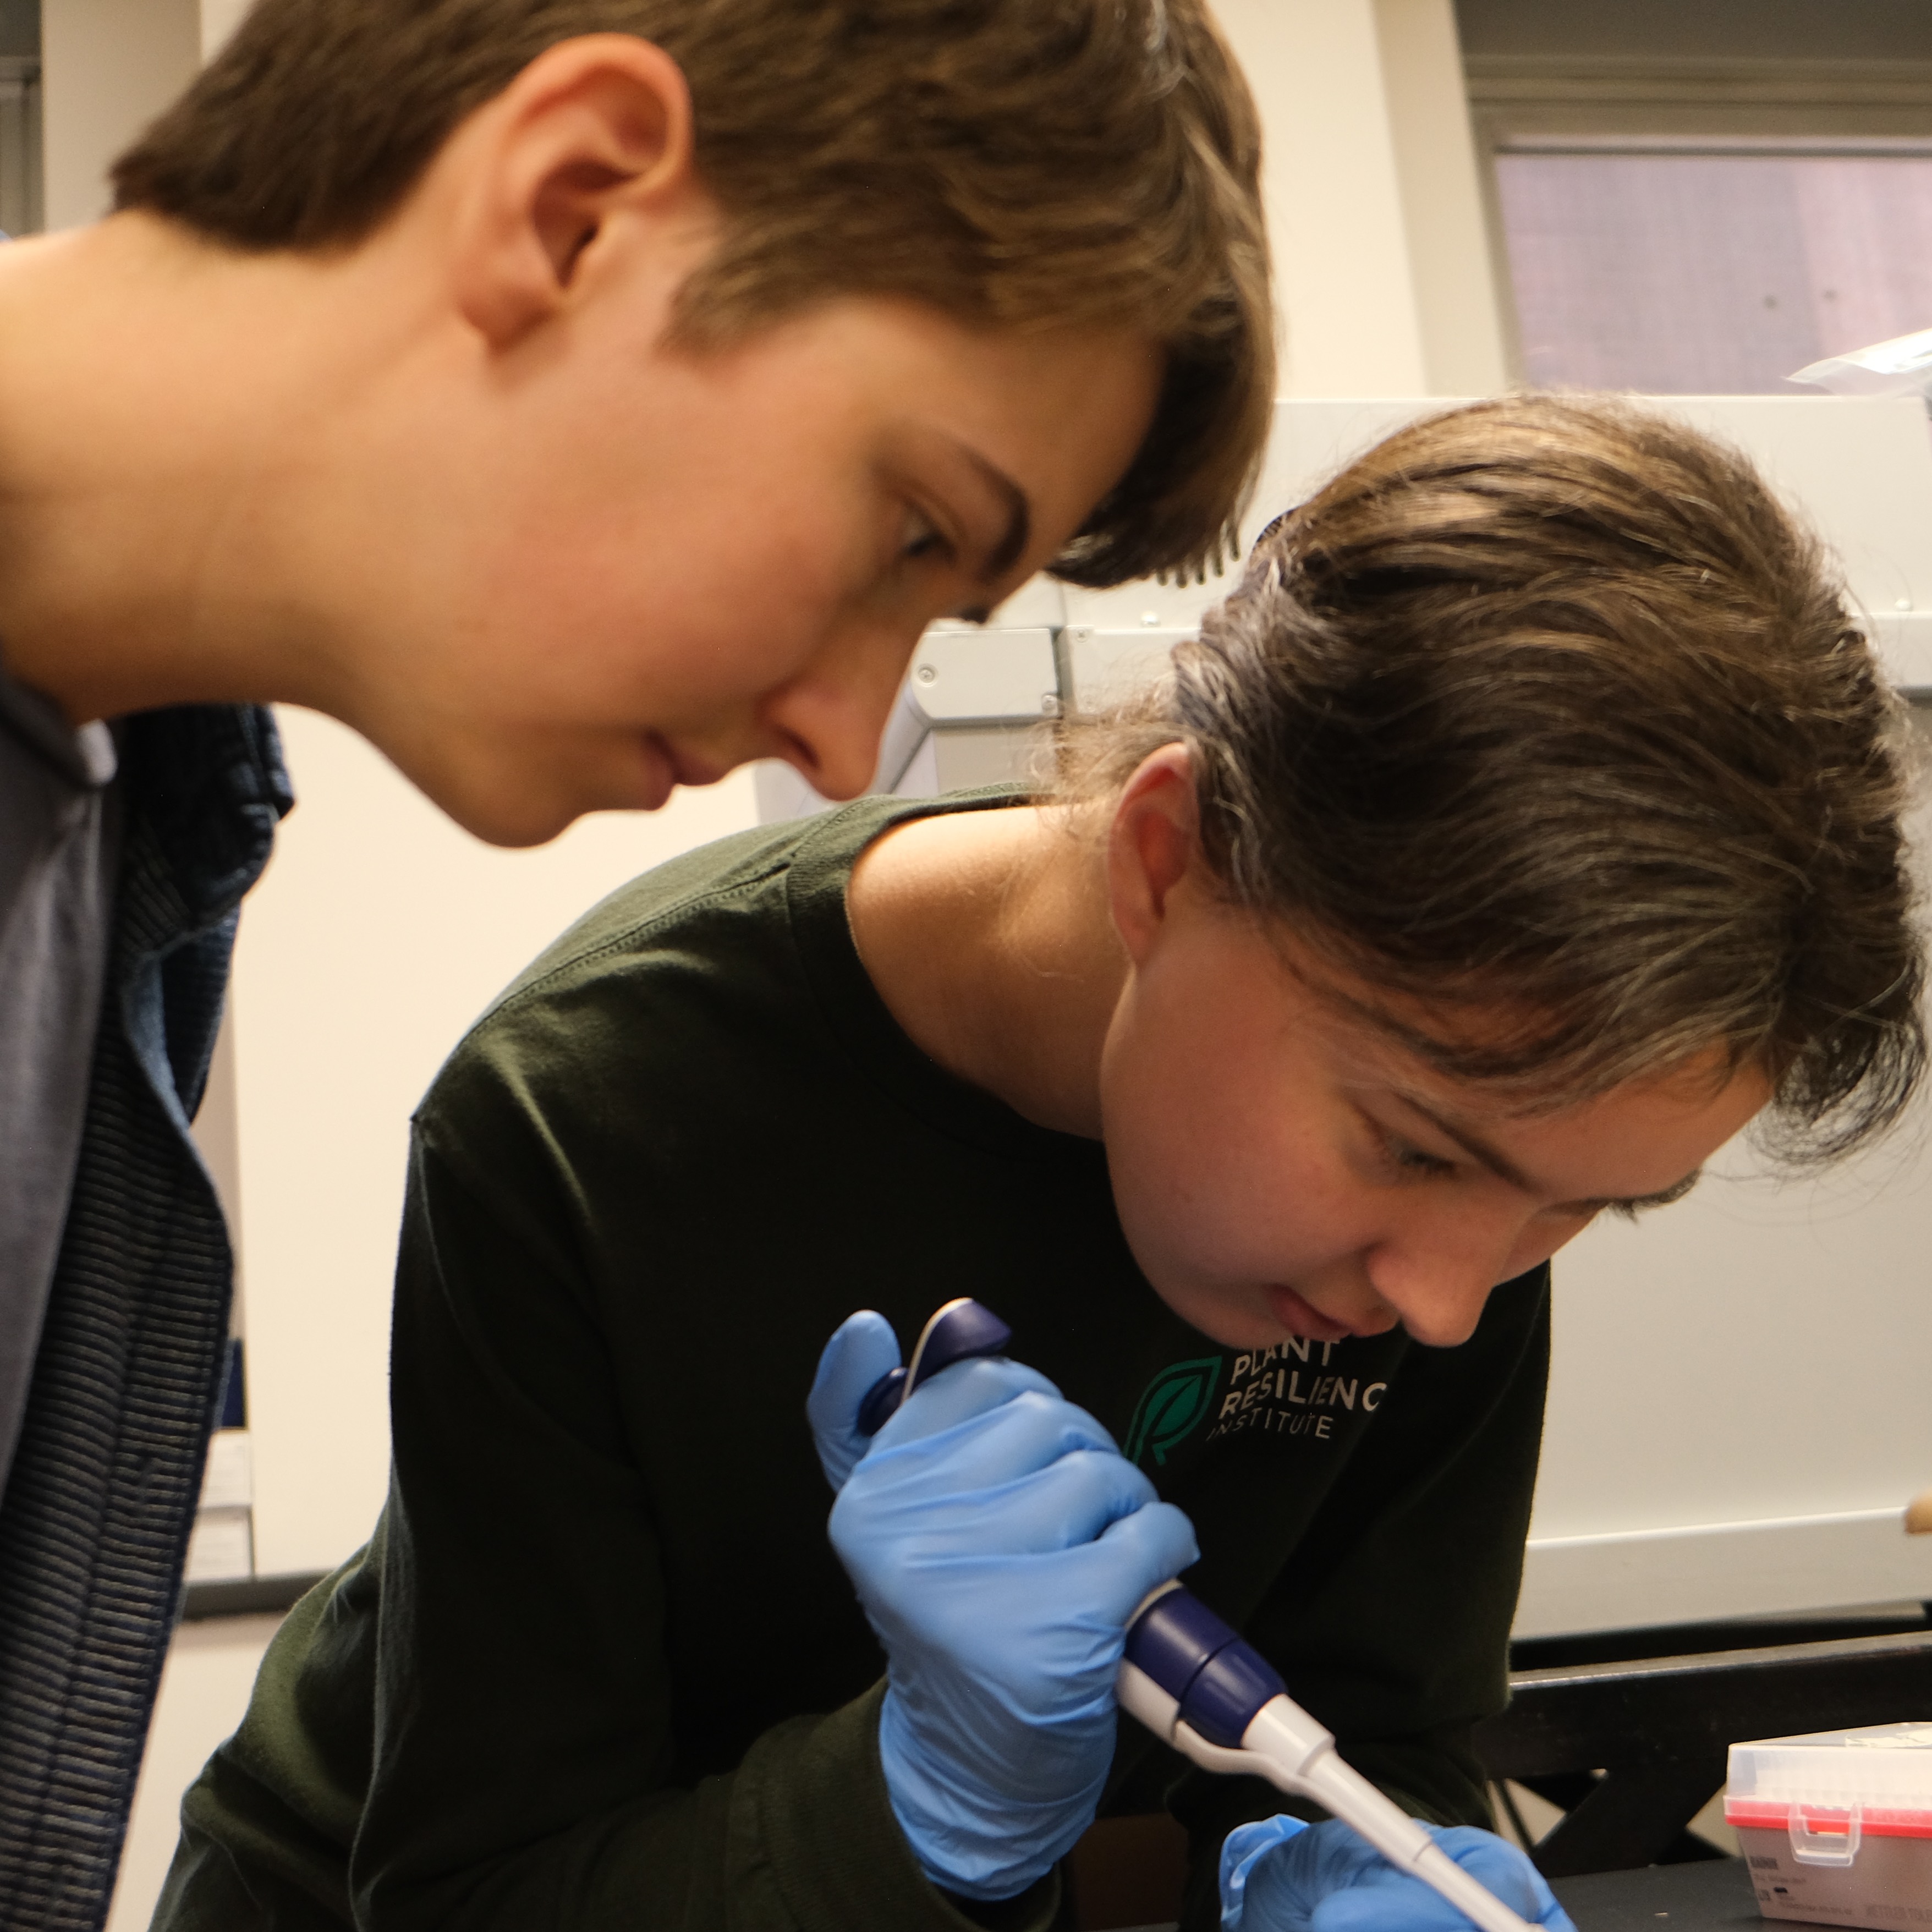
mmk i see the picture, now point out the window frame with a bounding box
[1465,54,1932,382]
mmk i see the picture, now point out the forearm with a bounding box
[735,1687,1060,1932]
[349,1143,1060,1930]
[353,1683,1058,1932]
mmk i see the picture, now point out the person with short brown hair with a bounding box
[0,6,1270,1921]
[112,0,1270,599]
[153,396,1921,1931]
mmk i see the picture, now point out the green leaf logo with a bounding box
[1124,1357,1223,1468]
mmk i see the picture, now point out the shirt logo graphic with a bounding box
[1124,1357,1222,1467]
[1205,1338,1387,1445]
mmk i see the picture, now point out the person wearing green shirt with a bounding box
[157,396,1924,1932]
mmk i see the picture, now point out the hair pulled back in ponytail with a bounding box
[1061,394,1925,1163]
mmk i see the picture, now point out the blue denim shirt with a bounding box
[0,703,289,1931]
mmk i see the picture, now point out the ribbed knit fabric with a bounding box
[0,705,288,1931]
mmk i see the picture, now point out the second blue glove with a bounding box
[1221,1815,1577,1932]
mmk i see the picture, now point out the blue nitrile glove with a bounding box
[807,1310,902,1491]
[1220,1816,1577,1932]
[826,1351,1199,1901]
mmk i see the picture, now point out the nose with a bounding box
[1362,1215,1521,1348]
[761,618,920,802]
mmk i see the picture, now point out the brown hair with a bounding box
[1064,394,1925,1162]
[108,0,1271,586]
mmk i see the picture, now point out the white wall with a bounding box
[1371,0,1511,393]
[38,0,256,236]
[107,1616,283,1932]
[125,739,759,1908]
[39,0,197,230]
[1210,0,1508,394]
[235,715,759,1576]
[197,0,250,62]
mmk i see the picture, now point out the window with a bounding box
[1459,0,1932,391]
[1494,140,1932,392]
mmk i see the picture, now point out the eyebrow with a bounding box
[1396,1095,1704,1215]
[961,449,1032,585]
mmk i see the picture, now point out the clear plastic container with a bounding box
[1726,1722,1932,1927]
[1790,327,1932,401]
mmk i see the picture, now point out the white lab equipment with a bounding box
[1791,328,1932,405]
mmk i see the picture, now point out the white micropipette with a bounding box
[1118,1583,1537,1932]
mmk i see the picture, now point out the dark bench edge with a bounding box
[1503,1625,1932,1694]
[181,1571,330,1622]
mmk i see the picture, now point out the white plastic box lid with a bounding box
[1727,1722,1932,1844]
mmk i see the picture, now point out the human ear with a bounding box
[1106,744,1201,964]
[446,35,703,348]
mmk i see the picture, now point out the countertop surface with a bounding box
[1552,1858,1769,1931]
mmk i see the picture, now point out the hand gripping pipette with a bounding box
[857,1299,1538,1932]
[855,1297,1016,1435]
[1115,1586,1536,1932]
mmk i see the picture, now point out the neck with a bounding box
[846,803,1124,1137]
[0,211,439,726]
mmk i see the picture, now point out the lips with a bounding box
[1264,1284,1362,1344]
[634,735,678,811]
[633,734,728,808]
[665,743,728,789]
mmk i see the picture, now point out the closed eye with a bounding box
[879,434,1030,589]
[1591,1170,1703,1222]
[1376,1126,1457,1182]
[899,505,952,564]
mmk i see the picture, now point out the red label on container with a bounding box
[1725,1799,1932,1840]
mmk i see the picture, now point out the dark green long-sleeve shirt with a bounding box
[156,791,1550,1932]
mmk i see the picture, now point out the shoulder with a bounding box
[425,822,804,1118]
[487,816,809,1011]
[414,799,902,1144]
[415,788,1035,1182]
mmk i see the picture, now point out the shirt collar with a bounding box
[0,654,118,789]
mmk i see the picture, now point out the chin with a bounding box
[384,711,684,845]
[1145,1277,1292,1352]
[426,743,667,847]
[423,775,585,849]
